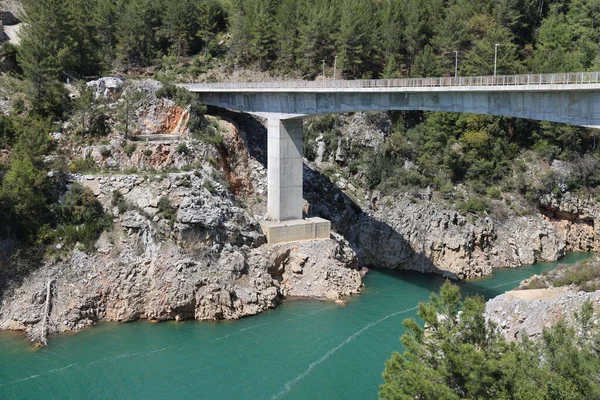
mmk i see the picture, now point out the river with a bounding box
[0,253,591,399]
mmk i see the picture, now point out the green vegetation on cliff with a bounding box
[380,282,600,399]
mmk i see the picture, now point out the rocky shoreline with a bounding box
[486,288,600,342]
[0,170,362,344]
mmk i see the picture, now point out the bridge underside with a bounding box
[199,90,600,128]
[197,89,600,242]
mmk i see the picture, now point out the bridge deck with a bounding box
[181,72,600,93]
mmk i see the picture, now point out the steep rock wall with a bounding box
[0,171,362,343]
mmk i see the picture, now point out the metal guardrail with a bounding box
[184,72,600,90]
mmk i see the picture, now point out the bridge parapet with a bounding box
[182,71,600,92]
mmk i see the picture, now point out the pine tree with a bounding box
[227,0,251,65]
[411,45,441,77]
[68,0,103,77]
[94,0,119,68]
[380,281,600,399]
[196,0,223,56]
[461,14,521,76]
[274,0,299,72]
[380,0,405,62]
[162,0,199,60]
[115,0,160,69]
[336,0,377,78]
[382,55,400,79]
[297,2,336,77]
[18,0,73,116]
[249,0,276,70]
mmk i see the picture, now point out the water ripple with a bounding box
[270,306,418,400]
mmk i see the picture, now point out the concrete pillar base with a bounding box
[260,217,331,244]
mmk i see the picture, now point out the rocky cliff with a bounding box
[301,112,599,280]
[486,289,600,342]
[0,171,362,343]
[0,79,362,344]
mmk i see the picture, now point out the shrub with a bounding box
[111,190,129,214]
[0,115,19,148]
[304,140,317,162]
[458,197,490,215]
[553,260,600,290]
[176,143,190,155]
[59,184,104,224]
[70,154,98,173]
[533,139,560,161]
[123,143,137,157]
[521,276,549,290]
[53,184,112,251]
[198,132,224,145]
[158,196,176,225]
[365,151,394,189]
[193,122,223,145]
[203,181,215,192]
[521,258,600,293]
[100,147,111,158]
[156,83,196,108]
[486,186,501,199]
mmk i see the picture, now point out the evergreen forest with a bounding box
[12,0,600,83]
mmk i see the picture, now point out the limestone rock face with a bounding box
[491,217,565,269]
[301,112,597,280]
[249,233,362,300]
[539,192,600,252]
[87,77,124,100]
[486,290,600,341]
[354,193,496,279]
[0,171,361,342]
[346,193,574,279]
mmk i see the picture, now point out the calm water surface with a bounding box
[0,252,591,399]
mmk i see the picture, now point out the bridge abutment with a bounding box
[261,117,330,244]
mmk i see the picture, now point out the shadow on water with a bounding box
[371,267,508,300]
[373,252,594,305]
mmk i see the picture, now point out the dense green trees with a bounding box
[0,118,53,241]
[380,281,600,399]
[11,0,600,81]
[15,0,225,85]
[223,0,600,78]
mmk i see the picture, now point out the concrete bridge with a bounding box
[179,72,600,243]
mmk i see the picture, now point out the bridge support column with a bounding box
[267,118,303,221]
[261,117,330,244]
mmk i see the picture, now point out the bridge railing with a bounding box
[185,71,600,90]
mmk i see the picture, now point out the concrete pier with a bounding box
[262,118,331,244]
[267,118,304,221]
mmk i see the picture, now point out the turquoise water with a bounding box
[0,253,591,399]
